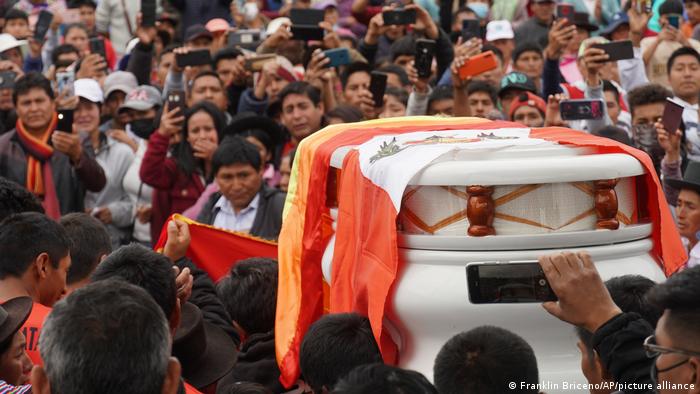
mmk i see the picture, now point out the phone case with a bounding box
[89,38,106,58]
[662,98,685,133]
[167,90,186,113]
[559,99,604,120]
[415,39,436,79]
[176,50,213,68]
[461,20,480,41]
[290,8,324,25]
[370,72,388,107]
[557,4,574,20]
[291,25,324,41]
[458,51,498,79]
[591,40,634,62]
[56,110,74,133]
[34,11,53,41]
[141,0,157,27]
[382,9,416,25]
[323,48,351,68]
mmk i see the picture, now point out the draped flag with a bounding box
[275,117,687,388]
[154,214,278,281]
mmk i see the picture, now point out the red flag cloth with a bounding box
[154,214,278,281]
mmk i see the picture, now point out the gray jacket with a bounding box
[197,185,286,241]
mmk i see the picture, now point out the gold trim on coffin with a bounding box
[400,183,634,235]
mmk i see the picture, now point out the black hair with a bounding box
[212,136,263,176]
[340,62,373,89]
[378,64,410,87]
[300,313,382,392]
[602,80,619,102]
[0,212,71,279]
[63,23,90,38]
[481,44,504,64]
[434,326,539,394]
[627,84,672,118]
[385,86,409,106]
[454,6,477,22]
[279,81,322,107]
[173,101,226,177]
[214,47,243,69]
[231,127,274,159]
[592,125,634,146]
[667,46,700,75]
[326,104,364,123]
[51,44,81,65]
[512,41,543,62]
[216,257,278,335]
[466,80,498,105]
[13,72,54,105]
[427,85,454,114]
[647,266,700,350]
[333,364,438,394]
[59,213,112,285]
[158,44,178,62]
[188,70,224,93]
[4,8,28,23]
[77,0,97,9]
[219,382,273,394]
[659,0,684,15]
[91,244,177,320]
[390,36,416,62]
[0,177,43,221]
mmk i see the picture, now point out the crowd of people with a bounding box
[0,0,697,392]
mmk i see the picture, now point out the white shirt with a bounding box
[212,194,260,233]
[682,237,700,268]
[675,97,700,161]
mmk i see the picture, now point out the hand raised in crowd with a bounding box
[262,22,292,50]
[27,38,43,59]
[55,89,79,110]
[581,46,609,86]
[320,21,341,49]
[545,19,576,60]
[627,0,651,45]
[254,59,280,100]
[450,38,482,89]
[136,204,152,224]
[51,130,83,163]
[76,53,107,80]
[407,60,429,94]
[538,252,622,333]
[230,1,245,27]
[451,53,472,89]
[365,10,389,46]
[0,60,23,79]
[191,138,218,161]
[655,121,682,162]
[544,94,567,127]
[171,47,190,74]
[173,266,193,304]
[163,219,191,262]
[159,106,185,137]
[107,129,138,153]
[357,88,381,120]
[305,49,331,90]
[92,207,113,225]
[406,4,439,40]
[135,12,158,46]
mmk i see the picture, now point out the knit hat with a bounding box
[509,91,546,120]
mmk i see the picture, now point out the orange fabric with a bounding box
[15,114,57,196]
[22,302,51,366]
[184,382,203,394]
[154,214,278,281]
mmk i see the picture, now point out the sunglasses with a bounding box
[643,335,700,359]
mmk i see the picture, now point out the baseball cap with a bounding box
[75,79,103,104]
[498,72,537,98]
[185,24,214,43]
[118,86,163,113]
[206,18,230,34]
[485,20,514,41]
[0,33,26,54]
[103,71,138,99]
[509,91,546,120]
[600,12,629,38]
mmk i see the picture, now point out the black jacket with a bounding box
[216,331,286,394]
[197,185,286,241]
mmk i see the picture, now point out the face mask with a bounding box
[469,2,489,19]
[127,118,157,140]
[632,123,665,170]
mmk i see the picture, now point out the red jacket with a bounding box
[140,132,205,243]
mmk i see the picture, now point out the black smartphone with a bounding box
[382,9,417,25]
[34,10,53,41]
[175,49,213,68]
[291,25,324,41]
[166,89,186,114]
[228,29,262,46]
[290,8,325,25]
[556,3,575,22]
[369,71,387,107]
[461,19,481,42]
[323,47,351,68]
[466,262,558,304]
[89,37,106,59]
[56,109,74,133]
[668,14,681,29]
[141,0,157,27]
[662,97,685,134]
[414,39,435,79]
[0,71,16,90]
[559,99,605,121]
[591,40,634,62]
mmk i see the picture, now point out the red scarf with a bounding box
[15,114,60,218]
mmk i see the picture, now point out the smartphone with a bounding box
[323,47,351,68]
[228,29,262,46]
[56,109,74,133]
[461,19,481,42]
[559,99,605,120]
[56,70,75,97]
[290,8,325,25]
[34,10,53,41]
[89,37,106,59]
[458,50,498,79]
[556,3,575,22]
[668,14,681,29]
[166,90,186,114]
[382,9,417,25]
[414,39,435,79]
[369,71,387,108]
[175,49,213,68]
[590,40,634,62]
[0,71,16,90]
[141,0,157,27]
[466,261,558,304]
[244,54,276,71]
[662,97,685,134]
[291,25,324,41]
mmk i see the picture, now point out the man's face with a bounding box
[266,75,290,102]
[676,189,700,241]
[394,55,414,73]
[669,54,700,101]
[0,88,13,111]
[604,90,620,124]
[74,99,100,134]
[216,57,242,87]
[532,1,555,22]
[386,73,404,90]
[281,93,324,142]
[611,24,630,41]
[513,106,544,127]
[428,98,454,116]
[188,37,213,51]
[39,254,70,307]
[16,88,55,132]
[632,102,665,125]
[500,89,522,116]
[514,51,544,80]
[473,57,504,87]
[491,39,515,58]
[157,52,175,87]
[216,163,263,211]
[467,91,495,117]
[343,71,370,107]
[687,1,700,24]
[653,311,700,393]
[568,27,590,53]
[79,5,96,31]
[4,18,29,39]
[0,331,32,386]
[385,25,405,41]
[279,154,292,192]
[189,75,227,112]
[104,91,127,122]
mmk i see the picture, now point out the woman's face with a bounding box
[0,331,32,386]
[379,95,406,118]
[186,111,218,148]
[65,27,89,53]
[245,135,270,163]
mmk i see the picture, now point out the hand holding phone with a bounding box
[662,97,684,135]
[141,0,156,27]
[556,3,574,22]
[89,38,106,60]
[175,49,213,68]
[414,39,435,79]
[590,40,634,62]
[559,99,604,120]
[461,19,480,41]
[458,51,498,79]
[34,10,53,41]
[467,261,558,304]
[323,48,351,68]
[382,9,417,25]
[166,90,186,115]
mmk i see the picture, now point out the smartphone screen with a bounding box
[461,19,480,41]
[559,99,604,120]
[175,49,213,68]
[467,262,558,304]
[591,40,634,62]
[141,0,156,27]
[89,38,106,59]
[369,71,388,107]
[668,14,680,29]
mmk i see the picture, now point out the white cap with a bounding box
[75,79,104,104]
[0,33,26,54]
[486,20,514,42]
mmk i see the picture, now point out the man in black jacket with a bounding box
[198,136,285,241]
[538,252,700,394]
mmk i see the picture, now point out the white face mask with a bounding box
[469,2,489,19]
[244,2,259,22]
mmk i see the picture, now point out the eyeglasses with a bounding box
[643,335,700,359]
